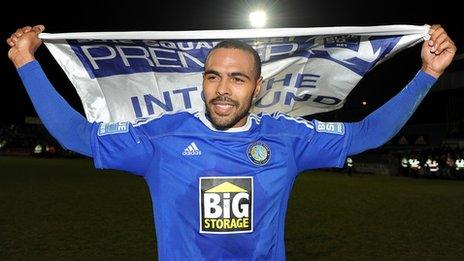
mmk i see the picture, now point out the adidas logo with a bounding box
[182,142,202,156]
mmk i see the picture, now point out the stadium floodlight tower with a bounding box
[249,10,267,28]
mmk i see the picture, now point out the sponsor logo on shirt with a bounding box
[247,141,271,166]
[97,122,129,136]
[199,177,253,234]
[315,120,345,135]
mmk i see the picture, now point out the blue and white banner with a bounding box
[40,25,429,122]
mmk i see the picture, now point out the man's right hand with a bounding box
[6,25,45,68]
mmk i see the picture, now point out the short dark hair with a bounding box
[206,40,262,80]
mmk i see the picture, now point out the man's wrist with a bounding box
[11,52,36,69]
[421,65,441,79]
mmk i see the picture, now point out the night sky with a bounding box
[1,0,462,123]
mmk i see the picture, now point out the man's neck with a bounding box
[200,112,253,132]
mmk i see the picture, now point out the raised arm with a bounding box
[7,25,93,157]
[348,25,457,155]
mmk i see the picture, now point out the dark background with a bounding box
[0,2,463,259]
[1,0,462,123]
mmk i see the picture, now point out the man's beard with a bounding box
[206,95,253,130]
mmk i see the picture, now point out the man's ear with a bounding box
[253,76,263,99]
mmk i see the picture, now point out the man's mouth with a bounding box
[209,96,238,116]
[212,102,236,116]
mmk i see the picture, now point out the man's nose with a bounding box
[216,78,231,96]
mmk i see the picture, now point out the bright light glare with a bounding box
[249,11,267,28]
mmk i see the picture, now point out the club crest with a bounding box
[247,141,271,166]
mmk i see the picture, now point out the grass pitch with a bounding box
[1,156,463,259]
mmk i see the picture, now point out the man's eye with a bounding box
[234,78,245,83]
[207,75,218,80]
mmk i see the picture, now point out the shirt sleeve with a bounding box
[17,60,92,157]
[90,121,155,176]
[292,119,352,172]
[347,70,437,155]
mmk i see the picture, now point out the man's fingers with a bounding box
[434,40,457,55]
[431,33,448,53]
[427,24,457,55]
[12,25,44,37]
[31,25,45,34]
[430,27,445,42]
[427,25,447,52]
[427,24,442,48]
[22,26,32,33]
[6,37,15,47]
[428,24,441,35]
[15,28,23,38]
[7,25,45,48]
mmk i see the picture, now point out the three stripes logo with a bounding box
[182,142,202,156]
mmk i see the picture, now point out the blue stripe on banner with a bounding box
[69,35,400,79]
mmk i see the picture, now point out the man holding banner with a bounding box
[7,24,455,260]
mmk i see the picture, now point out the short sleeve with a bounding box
[293,119,352,171]
[90,121,155,176]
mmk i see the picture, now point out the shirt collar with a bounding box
[197,111,254,133]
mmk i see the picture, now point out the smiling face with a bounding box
[203,47,262,130]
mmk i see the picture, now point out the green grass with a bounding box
[1,156,463,260]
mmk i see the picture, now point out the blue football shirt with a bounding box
[17,60,436,260]
[90,111,352,260]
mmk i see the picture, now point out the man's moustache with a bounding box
[210,96,239,106]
